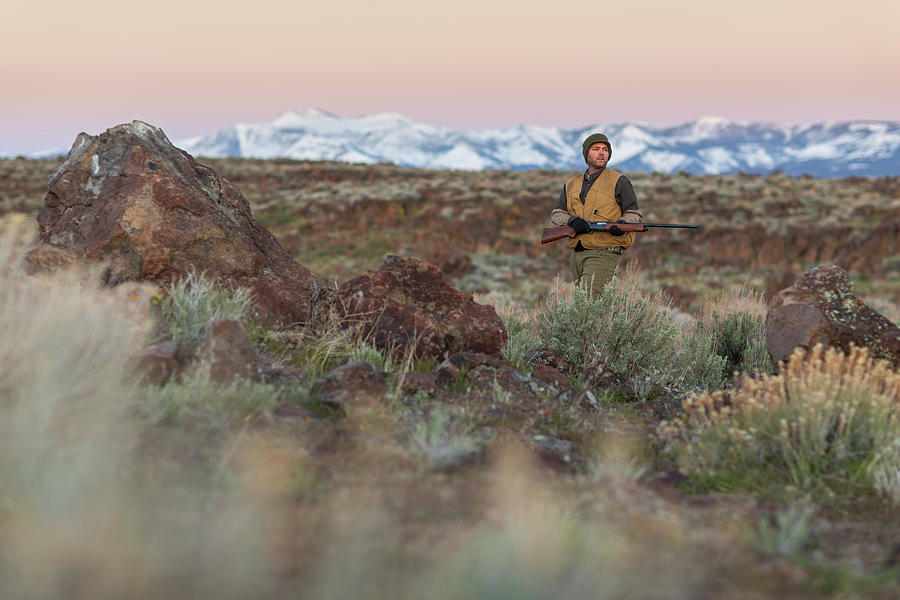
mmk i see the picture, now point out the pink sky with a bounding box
[2,0,898,154]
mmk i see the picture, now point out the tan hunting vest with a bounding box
[565,168,636,250]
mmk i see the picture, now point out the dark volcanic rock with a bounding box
[336,255,507,360]
[311,360,388,410]
[530,364,572,392]
[533,435,574,470]
[396,371,439,396]
[26,121,321,326]
[435,351,508,386]
[766,264,900,366]
[196,319,261,383]
[134,340,183,385]
[528,347,572,374]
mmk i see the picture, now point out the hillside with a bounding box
[4,157,899,311]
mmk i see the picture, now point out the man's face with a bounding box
[586,143,610,171]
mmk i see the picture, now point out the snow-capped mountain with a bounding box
[175,110,898,177]
[34,109,900,176]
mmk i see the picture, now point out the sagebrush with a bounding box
[658,345,900,501]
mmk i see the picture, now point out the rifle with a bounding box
[541,221,700,245]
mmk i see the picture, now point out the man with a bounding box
[549,132,643,296]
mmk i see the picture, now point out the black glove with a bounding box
[608,218,628,236]
[568,216,591,235]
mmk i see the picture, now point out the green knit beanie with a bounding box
[582,133,612,161]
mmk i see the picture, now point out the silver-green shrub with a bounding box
[142,370,279,426]
[155,271,254,349]
[675,290,772,391]
[499,308,541,374]
[538,283,681,386]
[699,310,770,377]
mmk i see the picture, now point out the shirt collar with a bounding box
[584,167,604,182]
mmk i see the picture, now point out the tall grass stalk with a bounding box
[698,286,769,375]
[674,286,771,391]
[0,223,149,511]
[754,504,816,557]
[488,295,540,374]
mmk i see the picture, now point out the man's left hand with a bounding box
[608,219,628,236]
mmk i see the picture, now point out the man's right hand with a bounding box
[568,216,591,235]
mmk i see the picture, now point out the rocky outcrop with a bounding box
[766,264,900,366]
[196,319,261,383]
[26,121,321,326]
[336,255,507,360]
[311,361,387,410]
[134,340,183,385]
[134,319,263,385]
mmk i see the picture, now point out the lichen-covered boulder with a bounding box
[336,255,507,360]
[766,264,900,366]
[26,121,321,326]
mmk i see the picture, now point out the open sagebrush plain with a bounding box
[1,156,900,599]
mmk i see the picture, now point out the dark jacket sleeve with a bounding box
[549,184,571,226]
[615,176,639,213]
[555,184,568,211]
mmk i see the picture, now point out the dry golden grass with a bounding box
[660,345,900,501]
[701,285,769,321]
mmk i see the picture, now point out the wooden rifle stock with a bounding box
[541,222,699,245]
[540,225,577,244]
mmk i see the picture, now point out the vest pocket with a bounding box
[592,209,615,220]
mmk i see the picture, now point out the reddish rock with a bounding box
[311,360,387,410]
[26,121,321,326]
[531,364,572,391]
[443,351,507,371]
[196,319,261,383]
[134,340,183,385]
[766,264,900,366]
[396,371,439,396]
[336,255,507,360]
[435,352,508,386]
[533,435,574,471]
[528,347,571,374]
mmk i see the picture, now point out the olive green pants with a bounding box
[570,249,621,298]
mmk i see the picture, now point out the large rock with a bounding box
[311,361,387,410]
[766,264,900,366]
[336,255,507,360]
[196,319,261,384]
[26,121,321,326]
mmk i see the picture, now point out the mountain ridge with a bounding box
[31,109,900,177]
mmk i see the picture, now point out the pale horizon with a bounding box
[3,0,898,155]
